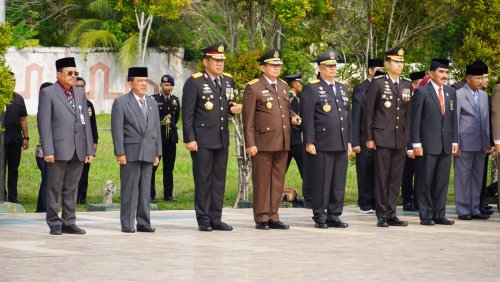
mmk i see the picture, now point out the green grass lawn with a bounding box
[15,114,460,212]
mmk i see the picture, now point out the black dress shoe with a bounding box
[137,225,156,232]
[211,222,233,231]
[434,218,454,225]
[268,220,289,230]
[122,227,136,233]
[472,214,490,220]
[377,218,389,227]
[388,217,408,227]
[403,203,417,211]
[62,224,86,234]
[165,196,179,202]
[255,222,270,230]
[458,214,472,220]
[327,220,349,228]
[198,222,213,232]
[480,208,494,215]
[315,221,328,228]
[420,219,435,226]
[49,225,62,235]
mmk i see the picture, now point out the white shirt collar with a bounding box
[263,75,277,85]
[133,92,147,106]
[430,80,443,93]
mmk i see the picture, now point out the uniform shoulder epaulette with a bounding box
[247,78,259,85]
[335,80,347,87]
[192,72,203,78]
[278,78,287,84]
[402,77,411,82]
[374,75,384,79]
[309,79,320,84]
[222,72,233,78]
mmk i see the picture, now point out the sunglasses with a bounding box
[65,71,80,77]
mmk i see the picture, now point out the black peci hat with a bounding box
[409,71,426,81]
[368,59,384,68]
[55,57,76,69]
[430,58,450,69]
[128,67,148,78]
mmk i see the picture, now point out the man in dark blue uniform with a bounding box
[352,59,384,213]
[301,50,352,229]
[284,72,311,207]
[182,42,242,232]
[151,74,180,202]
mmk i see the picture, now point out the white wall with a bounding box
[6,47,195,115]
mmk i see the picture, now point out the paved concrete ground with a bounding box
[1,206,499,282]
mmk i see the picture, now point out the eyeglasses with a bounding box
[66,71,79,77]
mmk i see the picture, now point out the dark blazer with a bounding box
[301,79,351,151]
[351,79,370,147]
[364,75,412,150]
[410,82,458,154]
[242,76,295,152]
[111,92,162,162]
[87,100,98,145]
[38,83,94,161]
[289,91,302,145]
[182,71,234,149]
[152,92,180,144]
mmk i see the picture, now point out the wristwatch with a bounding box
[23,137,29,140]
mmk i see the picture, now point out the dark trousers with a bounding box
[120,161,153,229]
[251,151,288,223]
[308,151,348,223]
[3,143,22,202]
[151,141,176,200]
[191,147,228,226]
[415,151,451,220]
[77,163,91,203]
[479,154,489,208]
[35,156,48,212]
[46,153,84,227]
[401,156,417,206]
[374,147,406,219]
[287,144,311,203]
[355,144,375,210]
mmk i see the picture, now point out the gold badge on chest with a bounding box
[323,100,331,112]
[205,101,213,110]
[384,101,392,108]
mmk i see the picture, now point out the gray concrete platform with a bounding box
[1,206,499,282]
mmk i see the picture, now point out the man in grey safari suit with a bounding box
[454,63,494,220]
[111,67,162,233]
[38,57,95,235]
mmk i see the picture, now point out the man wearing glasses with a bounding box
[38,57,95,235]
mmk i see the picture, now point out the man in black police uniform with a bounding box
[401,71,426,212]
[151,74,180,202]
[352,59,384,213]
[284,72,311,207]
[3,72,29,203]
[182,42,242,232]
[364,47,412,227]
[301,50,352,228]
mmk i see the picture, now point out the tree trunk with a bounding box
[385,0,397,50]
[140,15,153,66]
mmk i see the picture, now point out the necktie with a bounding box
[330,84,336,96]
[214,78,221,92]
[473,91,479,103]
[139,99,147,119]
[394,81,399,93]
[65,90,76,113]
[438,87,445,116]
[271,83,277,92]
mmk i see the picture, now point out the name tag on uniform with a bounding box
[341,96,349,102]
[78,105,86,124]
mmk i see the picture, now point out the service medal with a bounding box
[266,101,273,110]
[172,100,177,106]
[323,103,331,112]
[205,101,213,110]
[450,99,454,110]
[384,101,392,108]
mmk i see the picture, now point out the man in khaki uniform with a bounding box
[242,49,301,230]
[491,83,500,205]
